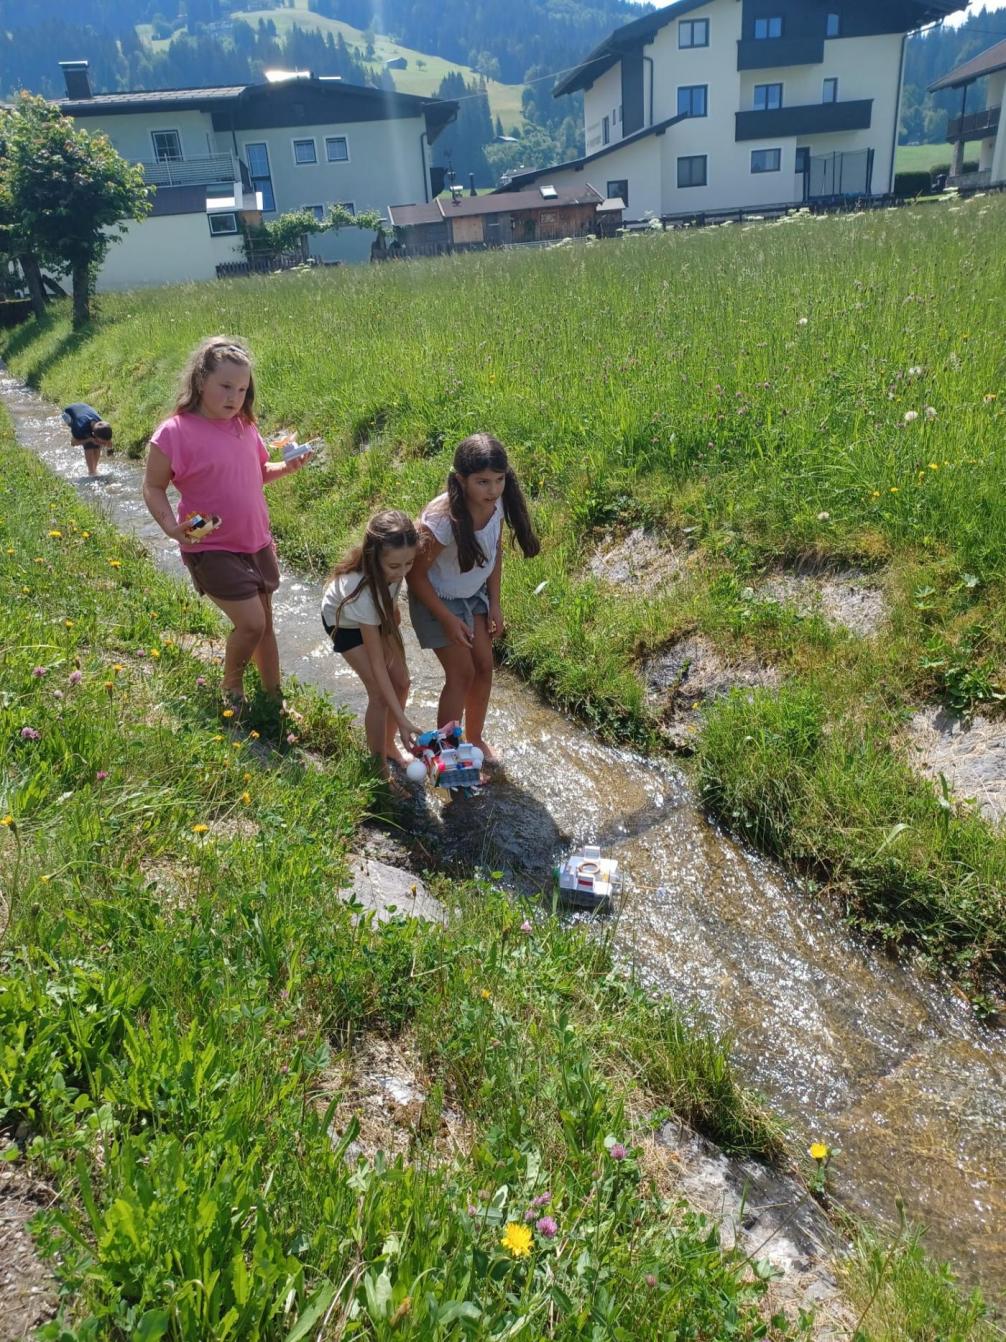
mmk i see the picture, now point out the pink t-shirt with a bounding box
[150,412,271,555]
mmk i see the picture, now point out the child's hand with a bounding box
[445,613,474,647]
[400,719,420,751]
[488,602,505,638]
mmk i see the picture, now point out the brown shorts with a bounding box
[182,544,280,602]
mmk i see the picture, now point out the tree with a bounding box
[0,93,151,327]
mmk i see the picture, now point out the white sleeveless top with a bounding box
[421,493,503,599]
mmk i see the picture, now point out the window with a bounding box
[754,16,783,39]
[607,178,628,207]
[826,11,841,36]
[336,201,355,216]
[304,205,326,222]
[208,212,238,235]
[151,129,182,162]
[293,138,317,165]
[795,146,810,174]
[677,84,708,117]
[679,18,709,47]
[751,147,782,173]
[602,115,610,145]
[245,142,275,213]
[823,78,838,103]
[677,154,707,188]
[325,135,349,162]
[753,83,783,110]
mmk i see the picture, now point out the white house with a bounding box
[929,38,1006,188]
[55,60,455,289]
[497,0,963,220]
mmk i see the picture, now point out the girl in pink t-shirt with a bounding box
[142,336,313,714]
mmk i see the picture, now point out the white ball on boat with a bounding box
[405,759,427,783]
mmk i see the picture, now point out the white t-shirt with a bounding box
[421,493,503,599]
[321,570,401,630]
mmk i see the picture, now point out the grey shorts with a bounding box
[408,586,488,650]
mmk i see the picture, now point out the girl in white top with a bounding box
[321,510,420,777]
[407,434,540,763]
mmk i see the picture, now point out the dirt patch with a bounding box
[139,856,200,911]
[643,635,780,750]
[587,528,689,590]
[758,570,887,639]
[640,1121,856,1339]
[0,1155,59,1342]
[321,1032,471,1165]
[906,707,1006,825]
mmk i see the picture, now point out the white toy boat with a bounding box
[554,845,619,911]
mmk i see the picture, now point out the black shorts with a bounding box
[322,617,364,653]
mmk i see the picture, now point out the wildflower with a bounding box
[983,393,997,404]
[286,732,298,744]
[871,490,880,498]
[192,823,209,834]
[112,663,125,674]
[389,1299,412,1327]
[524,1207,536,1221]
[533,1192,552,1207]
[31,666,46,678]
[107,559,121,569]
[500,1222,533,1257]
[817,511,829,522]
[907,365,923,377]
[240,791,251,804]
[96,770,109,781]
[52,690,63,700]
[645,1274,658,1289]
[211,734,224,742]
[929,463,939,471]
[890,487,899,493]
[904,410,919,424]
[64,619,74,628]
[82,531,90,539]
[149,648,160,659]
[1,815,13,827]
[610,1143,627,1162]
[222,708,235,719]
[48,529,62,538]
[536,1216,558,1239]
[195,675,207,688]
[104,681,114,692]
[5,547,13,555]
[797,316,808,326]
[480,988,491,1000]
[39,875,50,884]
[68,670,82,686]
[20,726,41,741]
[243,772,252,782]
[231,742,241,751]
[809,1141,830,1161]
[467,1204,479,1216]
[520,918,533,934]
[925,406,937,420]
[249,729,260,739]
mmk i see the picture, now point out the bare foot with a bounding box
[470,739,502,767]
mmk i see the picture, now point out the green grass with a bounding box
[895,140,981,174]
[136,0,527,130]
[5,196,1006,991]
[0,424,823,1339]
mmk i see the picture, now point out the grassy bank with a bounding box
[4,196,1006,990]
[0,426,799,1339]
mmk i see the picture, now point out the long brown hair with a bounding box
[330,509,418,651]
[444,433,540,572]
[174,336,257,423]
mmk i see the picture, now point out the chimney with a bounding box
[469,173,477,197]
[60,61,92,100]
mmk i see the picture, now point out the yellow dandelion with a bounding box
[870,490,880,498]
[6,547,15,555]
[108,559,121,568]
[192,823,209,834]
[34,557,44,565]
[249,730,260,740]
[889,487,899,494]
[149,648,160,659]
[1,815,13,827]
[240,790,251,804]
[243,772,252,782]
[82,531,90,539]
[500,1223,533,1258]
[928,462,939,471]
[39,874,50,884]
[808,1141,830,1162]
[211,734,224,742]
[103,681,114,692]
[48,529,62,538]
[480,988,491,1000]
[222,708,235,719]
[64,619,75,628]
[231,742,241,751]
[112,664,125,674]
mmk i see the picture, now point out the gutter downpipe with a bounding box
[889,32,907,192]
[419,128,429,202]
[643,54,654,126]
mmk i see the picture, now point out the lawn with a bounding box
[895,139,981,173]
[4,195,1006,995]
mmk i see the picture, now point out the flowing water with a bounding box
[4,370,1004,1297]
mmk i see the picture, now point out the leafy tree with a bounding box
[245,204,385,260]
[0,94,151,327]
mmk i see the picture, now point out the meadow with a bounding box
[5,194,1006,995]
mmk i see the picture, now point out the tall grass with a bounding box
[4,195,1006,982]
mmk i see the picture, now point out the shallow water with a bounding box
[4,369,1004,1295]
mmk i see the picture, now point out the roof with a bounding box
[929,37,1006,90]
[554,0,966,98]
[59,85,246,114]
[495,112,686,192]
[389,183,602,227]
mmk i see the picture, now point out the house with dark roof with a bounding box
[929,38,1006,189]
[387,183,614,254]
[495,0,963,221]
[54,60,455,289]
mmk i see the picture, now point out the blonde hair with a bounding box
[330,509,418,653]
[175,336,257,422]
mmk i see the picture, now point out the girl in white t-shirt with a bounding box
[407,434,540,763]
[321,510,420,776]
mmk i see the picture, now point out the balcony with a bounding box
[737,36,824,70]
[947,168,992,189]
[139,152,237,188]
[947,106,1000,142]
[736,99,873,141]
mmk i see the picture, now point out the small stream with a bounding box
[4,369,1004,1296]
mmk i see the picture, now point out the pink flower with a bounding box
[467,1204,479,1216]
[96,770,109,781]
[645,1273,657,1289]
[532,1192,552,1207]
[520,919,533,934]
[610,1143,627,1162]
[20,726,40,741]
[195,676,207,688]
[524,1207,536,1221]
[68,669,82,686]
[536,1217,558,1239]
[31,666,46,678]
[287,732,298,744]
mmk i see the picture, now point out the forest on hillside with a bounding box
[902,5,1006,141]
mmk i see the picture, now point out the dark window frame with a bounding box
[751,147,782,173]
[151,129,183,162]
[677,84,708,117]
[677,154,707,188]
[823,77,839,103]
[325,135,350,162]
[244,141,276,213]
[795,146,810,174]
[753,82,783,111]
[679,17,709,48]
[826,11,841,37]
[754,15,783,39]
[293,137,318,165]
[606,178,628,207]
[208,211,238,235]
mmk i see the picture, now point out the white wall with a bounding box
[95,213,244,292]
[584,65,624,151]
[74,109,220,164]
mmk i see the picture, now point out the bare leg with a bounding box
[383,647,412,762]
[250,591,281,694]
[464,615,497,761]
[433,642,475,729]
[341,644,393,774]
[206,594,267,695]
[83,445,101,476]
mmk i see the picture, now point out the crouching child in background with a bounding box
[62,402,113,478]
